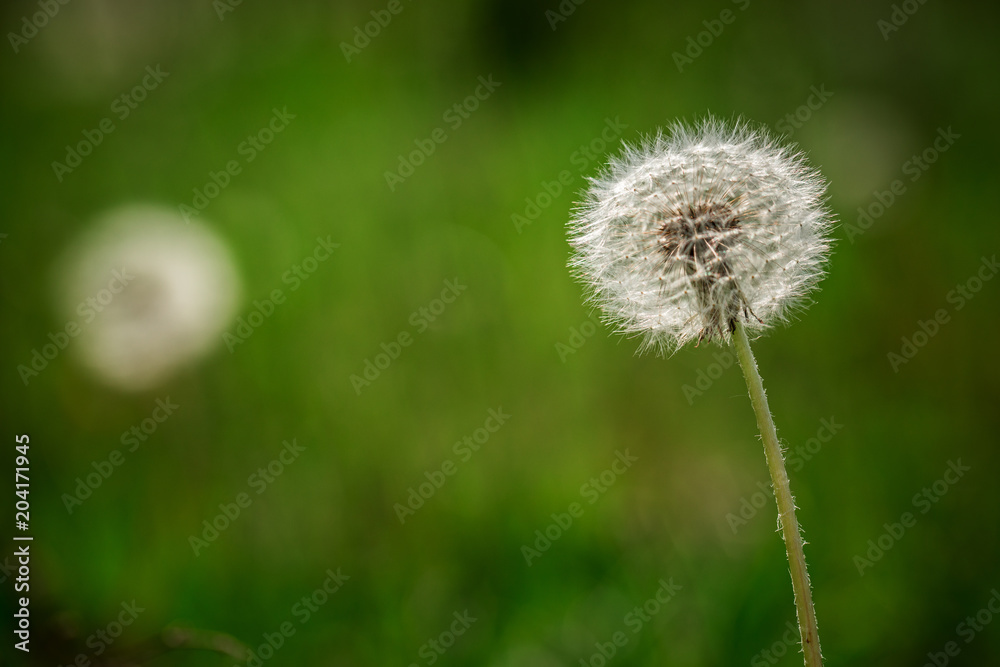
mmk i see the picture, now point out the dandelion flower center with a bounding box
[655,198,751,339]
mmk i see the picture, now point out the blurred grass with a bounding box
[1,0,999,665]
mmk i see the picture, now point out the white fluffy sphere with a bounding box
[54,205,241,391]
[568,118,834,353]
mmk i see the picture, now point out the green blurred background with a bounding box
[2,0,999,665]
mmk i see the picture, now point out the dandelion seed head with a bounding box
[568,117,834,354]
[54,205,241,391]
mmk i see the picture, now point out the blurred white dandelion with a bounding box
[568,117,834,354]
[54,204,241,391]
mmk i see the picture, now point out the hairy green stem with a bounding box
[732,321,822,667]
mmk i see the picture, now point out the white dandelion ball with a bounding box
[568,117,834,354]
[54,205,241,391]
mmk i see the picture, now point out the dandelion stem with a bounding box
[732,320,823,667]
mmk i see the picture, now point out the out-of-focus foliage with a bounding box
[1,1,998,665]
